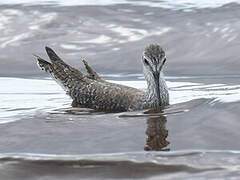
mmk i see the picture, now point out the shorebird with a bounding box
[36,44,169,112]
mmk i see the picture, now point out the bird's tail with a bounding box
[35,47,84,92]
[35,46,104,93]
[35,55,54,74]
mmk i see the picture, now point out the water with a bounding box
[1,0,240,9]
[1,76,240,179]
[1,76,240,123]
[1,0,240,179]
[1,151,240,180]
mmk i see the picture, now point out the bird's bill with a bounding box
[153,71,161,105]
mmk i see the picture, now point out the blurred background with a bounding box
[1,0,240,77]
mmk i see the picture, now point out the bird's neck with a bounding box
[144,71,169,107]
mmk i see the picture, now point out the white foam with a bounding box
[227,35,238,42]
[80,35,112,44]
[221,26,230,33]
[112,47,120,51]
[131,18,142,22]
[61,44,87,50]
[27,12,57,32]
[110,25,171,43]
[213,27,219,33]
[0,11,57,47]
[0,33,31,48]
[2,9,23,16]
[29,25,39,30]
[0,13,12,30]
[144,12,154,16]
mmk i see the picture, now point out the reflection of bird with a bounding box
[36,44,169,112]
[144,115,169,151]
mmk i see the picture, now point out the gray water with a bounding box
[1,1,240,179]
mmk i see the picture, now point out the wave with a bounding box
[1,77,240,123]
[0,3,240,77]
[0,0,239,9]
[0,150,239,179]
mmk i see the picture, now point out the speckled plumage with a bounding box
[36,44,169,112]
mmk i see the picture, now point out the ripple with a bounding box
[1,77,240,124]
[0,0,239,10]
[0,150,239,179]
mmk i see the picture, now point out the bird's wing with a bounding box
[36,47,104,92]
[82,59,104,82]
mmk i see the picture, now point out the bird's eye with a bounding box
[144,58,150,66]
[162,57,166,65]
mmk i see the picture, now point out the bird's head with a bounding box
[142,44,168,106]
[142,44,166,80]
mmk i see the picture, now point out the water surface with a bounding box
[1,0,240,179]
[1,76,240,179]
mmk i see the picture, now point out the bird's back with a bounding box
[37,47,145,112]
[69,79,145,112]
